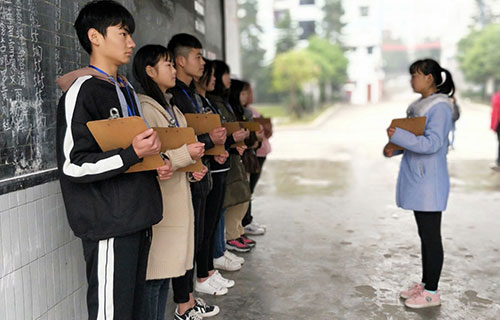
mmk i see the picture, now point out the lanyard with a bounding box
[89,65,136,117]
[182,89,200,113]
[201,95,219,114]
[225,101,235,114]
[164,104,179,127]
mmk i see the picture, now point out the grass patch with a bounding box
[253,104,287,118]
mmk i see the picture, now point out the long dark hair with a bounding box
[228,79,246,120]
[199,58,214,89]
[409,59,455,97]
[133,44,172,107]
[211,60,231,97]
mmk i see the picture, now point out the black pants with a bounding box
[82,228,151,320]
[242,157,266,226]
[197,171,228,278]
[414,211,443,291]
[170,177,211,304]
[496,125,500,165]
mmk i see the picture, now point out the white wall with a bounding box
[0,181,88,320]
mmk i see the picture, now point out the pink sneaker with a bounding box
[400,283,424,299]
[405,290,441,309]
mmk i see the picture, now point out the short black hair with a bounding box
[166,33,203,60]
[410,59,455,97]
[74,0,135,54]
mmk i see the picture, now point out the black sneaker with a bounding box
[174,307,203,320]
[193,297,220,317]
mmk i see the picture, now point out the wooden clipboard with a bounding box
[222,122,245,148]
[153,127,202,172]
[184,113,225,156]
[239,121,261,132]
[387,116,427,150]
[254,117,272,138]
[86,116,164,173]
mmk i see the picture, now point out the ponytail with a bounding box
[409,59,455,97]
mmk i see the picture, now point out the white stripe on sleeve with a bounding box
[62,75,124,178]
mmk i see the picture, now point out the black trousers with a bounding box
[171,176,211,303]
[414,211,443,291]
[82,228,151,320]
[496,125,500,165]
[242,157,266,226]
[197,171,228,278]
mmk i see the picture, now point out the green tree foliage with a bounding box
[457,24,500,85]
[272,49,320,116]
[322,0,344,43]
[238,0,265,83]
[275,10,298,54]
[306,36,347,88]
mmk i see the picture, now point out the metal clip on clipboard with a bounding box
[109,107,120,119]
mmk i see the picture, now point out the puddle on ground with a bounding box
[449,160,500,192]
[461,290,493,305]
[255,160,352,196]
[355,285,377,299]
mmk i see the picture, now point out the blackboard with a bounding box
[0,0,225,194]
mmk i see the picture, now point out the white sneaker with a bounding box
[212,270,235,288]
[214,255,241,271]
[253,221,267,230]
[195,276,228,296]
[224,250,245,264]
[243,222,265,235]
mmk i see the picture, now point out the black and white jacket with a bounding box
[55,69,162,241]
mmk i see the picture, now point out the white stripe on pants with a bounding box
[97,238,115,320]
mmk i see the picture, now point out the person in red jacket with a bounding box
[491,91,500,167]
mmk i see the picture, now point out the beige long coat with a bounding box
[139,93,196,280]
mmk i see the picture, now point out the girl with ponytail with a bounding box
[383,58,455,309]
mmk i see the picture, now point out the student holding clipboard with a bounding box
[133,45,215,320]
[383,59,455,309]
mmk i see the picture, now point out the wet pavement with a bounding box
[170,98,500,319]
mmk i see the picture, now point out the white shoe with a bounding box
[253,221,267,230]
[224,250,245,264]
[212,270,235,288]
[195,276,228,296]
[244,222,265,235]
[213,255,241,271]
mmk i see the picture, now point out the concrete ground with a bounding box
[170,97,500,319]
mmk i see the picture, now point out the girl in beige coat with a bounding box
[133,45,218,320]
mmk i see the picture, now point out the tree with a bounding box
[272,49,320,117]
[457,24,500,92]
[275,10,298,54]
[322,0,344,43]
[306,36,347,101]
[238,0,267,96]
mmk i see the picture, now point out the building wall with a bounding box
[0,1,231,319]
[0,181,87,320]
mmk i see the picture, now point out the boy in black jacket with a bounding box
[166,33,227,317]
[55,1,171,319]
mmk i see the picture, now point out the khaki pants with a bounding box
[225,201,249,240]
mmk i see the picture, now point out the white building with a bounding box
[341,0,384,104]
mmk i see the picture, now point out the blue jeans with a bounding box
[213,209,226,259]
[142,278,170,320]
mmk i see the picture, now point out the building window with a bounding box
[367,46,373,54]
[299,20,315,40]
[300,0,315,4]
[360,6,369,17]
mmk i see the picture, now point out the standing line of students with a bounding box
[55,1,272,320]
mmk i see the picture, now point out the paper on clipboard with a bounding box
[222,122,245,148]
[153,127,202,172]
[184,113,226,156]
[86,116,164,173]
[387,116,427,150]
